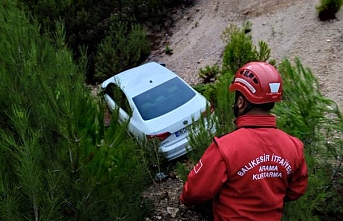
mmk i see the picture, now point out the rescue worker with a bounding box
[180,62,308,220]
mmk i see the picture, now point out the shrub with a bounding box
[221,21,275,74]
[275,59,343,220]
[274,59,342,145]
[94,21,151,82]
[316,0,343,20]
[165,45,173,55]
[18,0,194,83]
[199,64,221,84]
[0,3,151,220]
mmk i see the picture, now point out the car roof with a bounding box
[112,62,178,97]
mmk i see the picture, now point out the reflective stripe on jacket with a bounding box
[180,115,308,221]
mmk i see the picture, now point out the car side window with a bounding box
[105,83,131,115]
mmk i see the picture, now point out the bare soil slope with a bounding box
[144,1,343,220]
[148,0,343,110]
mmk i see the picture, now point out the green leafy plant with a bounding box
[316,0,343,20]
[18,0,193,84]
[94,21,151,82]
[187,107,218,163]
[187,21,273,164]
[137,138,169,183]
[221,21,275,73]
[274,59,343,220]
[0,3,151,220]
[193,21,274,136]
[274,59,342,144]
[165,45,173,55]
[199,64,221,84]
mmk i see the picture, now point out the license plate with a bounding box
[175,127,188,137]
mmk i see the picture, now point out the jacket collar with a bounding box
[234,115,277,129]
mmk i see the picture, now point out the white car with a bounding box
[101,62,215,160]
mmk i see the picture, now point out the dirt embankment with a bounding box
[148,0,343,110]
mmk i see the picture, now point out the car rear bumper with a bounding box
[160,137,192,161]
[159,121,216,160]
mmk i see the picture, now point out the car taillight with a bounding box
[146,132,171,141]
[202,103,214,116]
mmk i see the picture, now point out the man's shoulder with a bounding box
[214,128,247,144]
[215,129,238,139]
[276,129,304,144]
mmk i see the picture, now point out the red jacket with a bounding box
[180,115,308,221]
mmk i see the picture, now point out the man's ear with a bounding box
[236,95,246,109]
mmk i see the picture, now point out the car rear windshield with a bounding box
[132,77,196,120]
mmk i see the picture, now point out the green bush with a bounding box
[274,59,342,145]
[18,0,194,83]
[199,64,221,84]
[164,45,173,55]
[94,21,151,82]
[275,59,343,220]
[0,2,151,220]
[221,21,275,74]
[188,22,273,164]
[316,0,343,20]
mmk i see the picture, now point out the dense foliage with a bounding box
[0,2,151,220]
[221,21,276,73]
[17,0,194,83]
[275,59,343,220]
[94,21,151,81]
[2,1,343,220]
